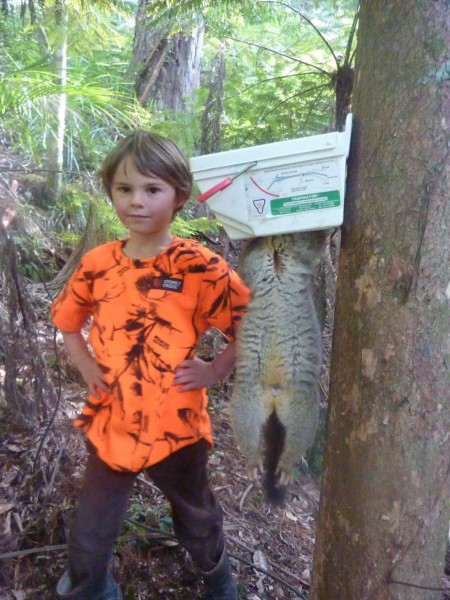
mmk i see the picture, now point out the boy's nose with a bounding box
[130,191,145,206]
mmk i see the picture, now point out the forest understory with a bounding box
[0,145,318,600]
[0,375,319,600]
[1,146,450,600]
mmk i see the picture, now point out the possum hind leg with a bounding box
[275,382,320,486]
[229,384,271,482]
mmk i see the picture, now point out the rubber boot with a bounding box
[56,569,122,600]
[201,548,238,600]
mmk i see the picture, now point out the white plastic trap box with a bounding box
[190,113,352,240]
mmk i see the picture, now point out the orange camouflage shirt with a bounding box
[51,237,250,472]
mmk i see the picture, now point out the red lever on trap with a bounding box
[197,161,257,203]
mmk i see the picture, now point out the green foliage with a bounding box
[118,501,174,551]
[0,1,136,171]
[12,203,61,281]
[142,0,358,150]
[127,501,147,522]
[216,2,358,146]
[49,188,126,239]
[0,0,358,252]
[171,215,220,239]
[140,108,200,162]
[140,0,267,35]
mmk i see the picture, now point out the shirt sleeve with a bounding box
[50,256,94,332]
[198,254,250,341]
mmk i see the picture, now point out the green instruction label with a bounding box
[270,190,340,216]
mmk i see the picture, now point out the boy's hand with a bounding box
[174,342,237,392]
[173,357,216,391]
[61,330,109,399]
[77,356,110,398]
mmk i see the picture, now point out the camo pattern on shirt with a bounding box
[51,237,250,471]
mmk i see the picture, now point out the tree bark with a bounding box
[200,45,226,155]
[132,0,204,112]
[47,0,67,203]
[310,2,450,600]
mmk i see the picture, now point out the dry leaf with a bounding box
[12,591,32,600]
[252,549,269,576]
[0,503,14,515]
[13,512,23,533]
[256,578,265,594]
[285,510,298,522]
[301,568,311,581]
[302,481,320,502]
[160,539,178,547]
[3,511,11,535]
[6,444,22,452]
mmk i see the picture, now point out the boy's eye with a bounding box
[147,187,160,194]
[118,186,130,193]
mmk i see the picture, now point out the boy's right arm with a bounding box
[61,331,109,398]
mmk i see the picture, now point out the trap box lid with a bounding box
[190,113,352,240]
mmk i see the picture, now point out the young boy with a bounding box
[51,131,250,600]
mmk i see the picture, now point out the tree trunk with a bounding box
[310,2,450,600]
[47,0,67,204]
[132,0,204,112]
[200,45,226,155]
[334,62,354,132]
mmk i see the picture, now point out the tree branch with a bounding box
[138,42,171,107]
[258,83,330,121]
[304,86,329,129]
[0,544,67,560]
[223,35,331,76]
[228,551,308,599]
[344,2,360,66]
[259,0,339,67]
[388,577,447,593]
[225,71,323,102]
[238,83,330,146]
[123,518,308,598]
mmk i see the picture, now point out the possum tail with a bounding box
[263,412,287,505]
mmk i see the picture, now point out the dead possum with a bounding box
[230,230,327,503]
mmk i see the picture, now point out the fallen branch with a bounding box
[0,544,67,560]
[227,534,309,587]
[123,519,308,597]
[229,550,307,598]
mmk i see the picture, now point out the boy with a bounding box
[51,131,250,600]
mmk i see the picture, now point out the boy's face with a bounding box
[110,156,182,238]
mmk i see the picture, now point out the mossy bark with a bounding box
[132,0,204,112]
[310,2,450,599]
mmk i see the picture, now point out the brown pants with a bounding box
[68,439,224,592]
